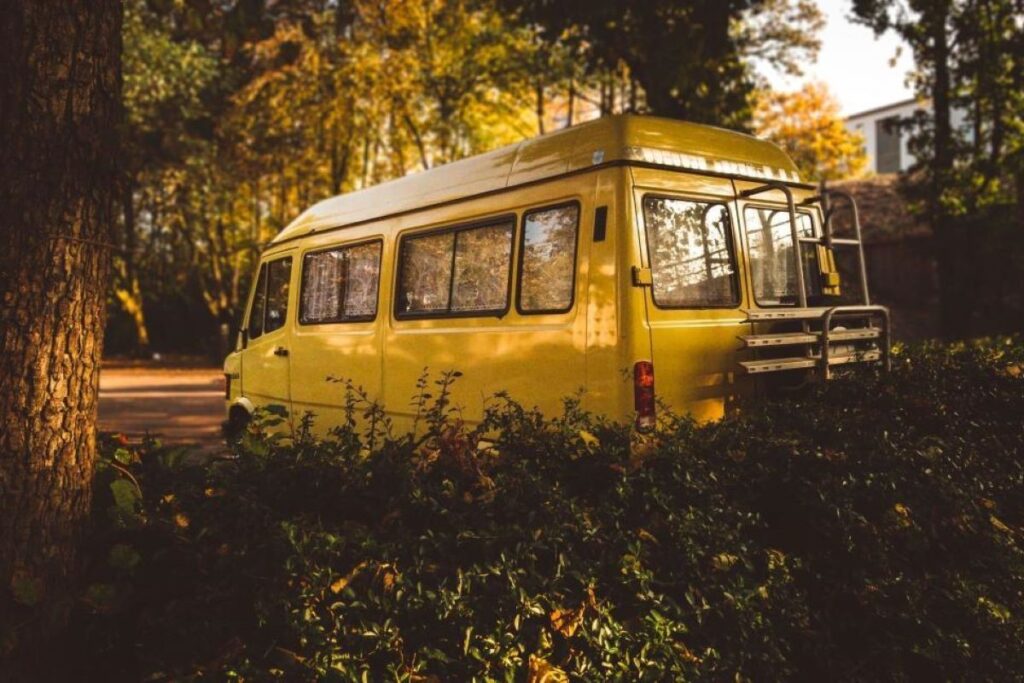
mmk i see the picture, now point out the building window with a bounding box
[300,241,382,324]
[876,116,902,173]
[518,203,580,313]
[642,196,739,308]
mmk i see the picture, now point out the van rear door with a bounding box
[631,169,749,421]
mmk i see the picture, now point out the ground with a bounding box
[98,361,224,449]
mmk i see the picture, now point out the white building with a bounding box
[845,98,970,175]
[844,98,922,174]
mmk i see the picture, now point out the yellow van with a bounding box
[223,115,889,437]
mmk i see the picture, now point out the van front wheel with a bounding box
[222,404,252,443]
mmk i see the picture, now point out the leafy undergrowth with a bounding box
[74,338,1024,681]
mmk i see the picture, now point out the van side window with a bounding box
[743,208,820,306]
[300,241,382,324]
[642,196,739,308]
[263,257,293,334]
[518,203,579,313]
[247,263,267,339]
[398,219,514,317]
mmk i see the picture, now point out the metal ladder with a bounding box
[736,181,891,379]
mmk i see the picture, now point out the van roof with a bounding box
[270,114,800,245]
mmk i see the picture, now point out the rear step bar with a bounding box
[739,327,882,348]
[738,305,891,379]
[741,350,882,374]
[737,182,890,380]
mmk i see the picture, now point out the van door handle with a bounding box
[273,346,289,357]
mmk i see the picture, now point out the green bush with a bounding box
[76,339,1024,681]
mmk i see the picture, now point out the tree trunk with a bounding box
[536,81,546,134]
[0,0,121,675]
[926,2,965,339]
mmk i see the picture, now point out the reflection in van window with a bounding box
[399,220,513,316]
[519,204,579,313]
[247,263,267,339]
[264,257,292,333]
[643,197,738,307]
[744,209,820,305]
[301,241,381,324]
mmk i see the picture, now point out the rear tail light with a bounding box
[633,361,655,431]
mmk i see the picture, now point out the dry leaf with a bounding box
[528,655,569,683]
[330,561,368,594]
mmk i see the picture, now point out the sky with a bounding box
[762,0,917,117]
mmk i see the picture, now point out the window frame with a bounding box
[741,203,822,308]
[262,255,294,335]
[247,255,294,341]
[514,199,582,316]
[247,262,268,341]
[298,237,384,326]
[393,213,517,321]
[640,192,742,310]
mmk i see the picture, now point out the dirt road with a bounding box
[98,366,225,447]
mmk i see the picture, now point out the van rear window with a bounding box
[397,219,514,317]
[642,196,739,308]
[300,240,382,324]
[743,208,820,306]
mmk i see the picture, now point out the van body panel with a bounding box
[270,114,802,246]
[630,167,752,421]
[224,115,880,437]
[288,234,387,430]
[381,177,594,432]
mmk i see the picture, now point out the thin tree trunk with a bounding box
[536,81,546,134]
[927,1,965,339]
[567,80,575,127]
[116,174,150,355]
[0,0,121,676]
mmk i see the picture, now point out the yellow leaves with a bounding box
[376,563,399,594]
[1005,363,1022,378]
[637,528,659,545]
[978,596,1012,623]
[330,561,368,594]
[712,553,739,571]
[329,561,400,596]
[990,515,1014,536]
[174,513,190,529]
[893,503,912,528]
[528,655,569,683]
[674,641,702,665]
[549,605,585,639]
[578,430,600,449]
[549,587,598,638]
[204,487,225,498]
[753,82,868,181]
[767,548,787,570]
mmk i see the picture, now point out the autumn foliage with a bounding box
[60,339,1024,680]
[754,82,868,182]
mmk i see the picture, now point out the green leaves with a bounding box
[77,337,1024,680]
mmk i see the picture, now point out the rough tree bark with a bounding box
[0,0,122,673]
